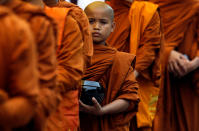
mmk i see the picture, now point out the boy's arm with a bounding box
[80,98,129,116]
[100,99,130,115]
[80,66,139,116]
[115,65,139,112]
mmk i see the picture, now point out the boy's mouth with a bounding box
[92,32,101,37]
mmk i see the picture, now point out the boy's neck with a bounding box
[94,41,106,46]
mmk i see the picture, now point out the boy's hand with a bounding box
[79,97,104,116]
[168,50,188,77]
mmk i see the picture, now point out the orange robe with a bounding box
[107,1,163,130]
[44,6,84,131]
[0,6,38,130]
[4,0,60,130]
[80,44,140,131]
[56,1,93,67]
[136,0,199,130]
[106,0,131,52]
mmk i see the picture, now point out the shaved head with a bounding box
[84,1,114,21]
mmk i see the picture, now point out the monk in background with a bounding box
[44,0,88,130]
[2,0,60,130]
[0,6,38,130]
[137,0,199,130]
[55,0,93,67]
[106,0,163,131]
[80,2,140,131]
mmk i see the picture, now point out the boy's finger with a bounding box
[92,97,101,110]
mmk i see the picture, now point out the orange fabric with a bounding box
[44,6,84,131]
[108,1,162,130]
[5,0,60,130]
[129,2,161,84]
[129,2,161,129]
[108,0,162,82]
[135,0,199,131]
[57,1,93,67]
[0,6,38,130]
[106,0,131,52]
[44,6,69,50]
[80,44,140,131]
[129,1,158,55]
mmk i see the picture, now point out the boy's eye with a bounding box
[89,19,95,24]
[101,21,107,24]
[100,20,108,24]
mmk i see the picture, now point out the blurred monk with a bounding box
[136,0,199,130]
[106,0,163,131]
[54,0,93,67]
[2,0,60,130]
[44,0,85,130]
[79,2,140,131]
[0,6,38,130]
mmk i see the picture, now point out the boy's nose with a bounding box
[93,22,100,30]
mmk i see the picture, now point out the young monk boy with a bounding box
[79,2,140,131]
[2,0,60,130]
[0,6,38,130]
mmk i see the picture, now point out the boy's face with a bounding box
[86,7,114,44]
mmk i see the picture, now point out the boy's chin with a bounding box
[93,40,105,45]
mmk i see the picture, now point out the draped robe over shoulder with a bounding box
[44,5,84,131]
[80,44,140,131]
[56,1,93,67]
[135,0,199,130]
[44,2,93,130]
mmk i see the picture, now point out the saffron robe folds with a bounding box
[45,6,84,131]
[107,0,163,129]
[80,44,140,131]
[56,1,93,67]
[0,7,38,130]
[5,0,60,130]
[135,0,199,130]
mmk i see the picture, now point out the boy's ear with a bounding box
[111,21,116,32]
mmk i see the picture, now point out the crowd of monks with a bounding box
[0,0,198,131]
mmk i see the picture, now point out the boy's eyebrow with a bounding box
[99,19,109,23]
[88,18,109,21]
[88,18,95,19]
[99,18,109,21]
